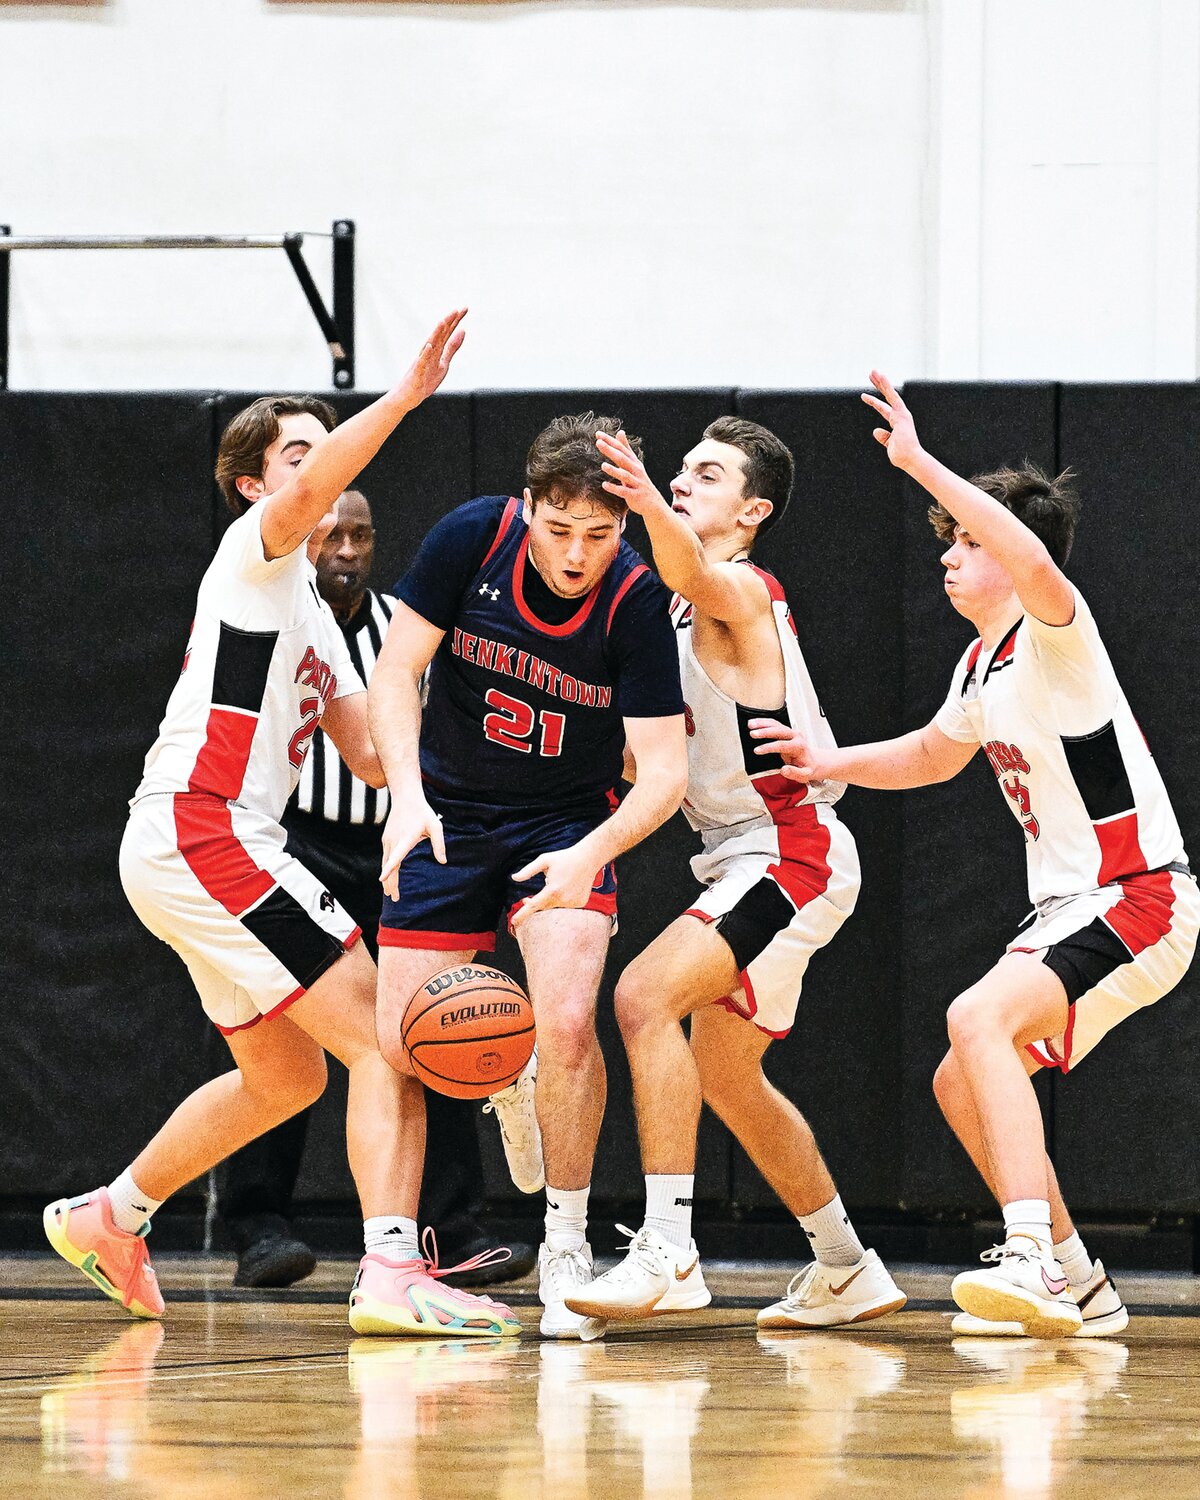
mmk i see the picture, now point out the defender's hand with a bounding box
[509,843,600,929]
[596,430,667,518]
[747,717,831,783]
[861,370,922,472]
[398,309,467,415]
[379,796,446,899]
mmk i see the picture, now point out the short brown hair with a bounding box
[702,416,795,540]
[215,395,337,516]
[526,412,642,518]
[928,462,1080,567]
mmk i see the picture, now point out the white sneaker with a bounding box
[950,1257,1128,1338]
[756,1249,907,1330]
[563,1224,711,1321]
[539,1242,606,1340]
[483,1048,544,1194]
[951,1239,1083,1339]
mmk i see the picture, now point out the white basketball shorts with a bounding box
[120,792,362,1034]
[683,803,860,1038]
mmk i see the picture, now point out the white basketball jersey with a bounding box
[935,585,1185,906]
[134,507,363,822]
[673,564,845,852]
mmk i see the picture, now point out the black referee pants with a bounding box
[217,809,487,1253]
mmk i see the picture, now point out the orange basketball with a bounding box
[401,963,535,1100]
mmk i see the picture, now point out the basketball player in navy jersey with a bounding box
[367,414,688,1339]
[562,421,906,1331]
[752,374,1197,1339]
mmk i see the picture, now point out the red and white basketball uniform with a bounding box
[673,566,860,1038]
[121,506,366,1034]
[935,585,1198,1071]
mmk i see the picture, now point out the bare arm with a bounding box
[863,371,1075,627]
[510,713,688,927]
[596,431,768,624]
[320,693,385,788]
[368,601,448,895]
[747,716,977,790]
[257,310,467,560]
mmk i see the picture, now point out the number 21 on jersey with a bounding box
[483,689,565,757]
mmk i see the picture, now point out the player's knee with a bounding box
[946,990,998,1054]
[244,1050,327,1120]
[613,967,660,1041]
[931,1051,961,1118]
[536,1005,596,1070]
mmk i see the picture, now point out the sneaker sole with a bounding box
[42,1200,162,1321]
[349,1293,521,1339]
[565,1285,713,1321]
[756,1292,908,1330]
[950,1305,1129,1338]
[951,1275,1082,1339]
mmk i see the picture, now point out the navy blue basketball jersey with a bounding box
[395,496,682,808]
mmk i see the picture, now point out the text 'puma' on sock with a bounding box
[644,1174,694,1249]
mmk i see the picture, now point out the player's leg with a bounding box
[512,906,612,1337]
[693,1003,906,1329]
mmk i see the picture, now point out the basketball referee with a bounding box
[217,489,535,1287]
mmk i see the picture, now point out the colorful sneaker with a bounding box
[539,1241,608,1339]
[563,1224,711,1322]
[951,1239,1083,1339]
[756,1249,907,1330]
[483,1049,544,1194]
[950,1258,1128,1338]
[43,1190,164,1320]
[348,1229,522,1338]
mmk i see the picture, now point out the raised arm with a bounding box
[863,372,1075,628]
[368,602,448,896]
[747,716,977,790]
[596,430,767,623]
[257,309,467,560]
[510,713,688,927]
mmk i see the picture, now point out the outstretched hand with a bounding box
[379,796,447,900]
[596,430,667,518]
[746,718,829,783]
[861,370,922,471]
[398,309,468,415]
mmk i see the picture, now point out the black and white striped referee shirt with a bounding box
[295,589,394,827]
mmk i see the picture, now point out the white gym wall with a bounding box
[2,0,1196,389]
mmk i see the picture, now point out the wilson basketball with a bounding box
[400,963,535,1100]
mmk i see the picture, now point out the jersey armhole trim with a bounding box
[479,497,521,570]
[605,563,649,635]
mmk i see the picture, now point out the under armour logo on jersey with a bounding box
[478,583,501,601]
[319,891,335,912]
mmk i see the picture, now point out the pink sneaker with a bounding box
[43,1190,164,1320]
[349,1229,523,1338]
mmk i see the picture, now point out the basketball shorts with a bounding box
[378,784,618,952]
[683,803,860,1038]
[120,793,362,1035]
[1009,865,1199,1073]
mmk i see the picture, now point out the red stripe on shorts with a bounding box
[1103,870,1177,957]
[173,793,275,916]
[378,927,496,952]
[753,777,833,908]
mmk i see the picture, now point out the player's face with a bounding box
[257,412,339,541]
[316,491,374,609]
[523,490,624,598]
[941,526,1016,618]
[669,440,769,545]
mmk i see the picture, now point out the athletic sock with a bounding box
[545,1184,589,1253]
[107,1169,162,1236]
[644,1174,694,1250]
[798,1193,865,1269]
[364,1216,420,1260]
[1002,1199,1053,1251]
[1053,1230,1094,1286]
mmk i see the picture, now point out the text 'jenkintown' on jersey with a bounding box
[935,585,1186,906]
[395,496,683,808]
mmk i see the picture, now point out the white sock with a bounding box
[644,1174,694,1250]
[545,1184,589,1252]
[1002,1199,1052,1251]
[798,1193,865,1269]
[364,1216,419,1260]
[106,1169,162,1236]
[1054,1230,1093,1286]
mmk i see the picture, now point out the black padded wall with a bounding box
[729,390,908,1213]
[1052,384,1200,1211]
[897,383,1058,1209]
[0,393,217,1197]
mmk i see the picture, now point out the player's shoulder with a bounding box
[737,558,788,605]
[612,540,671,605]
[952,634,986,695]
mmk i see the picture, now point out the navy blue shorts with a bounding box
[378,784,618,953]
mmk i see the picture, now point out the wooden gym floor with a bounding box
[2,1253,1199,1499]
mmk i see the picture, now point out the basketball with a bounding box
[400,963,535,1099]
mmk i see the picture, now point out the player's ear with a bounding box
[236,474,267,505]
[522,487,534,525]
[745,496,772,530]
[619,513,627,534]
